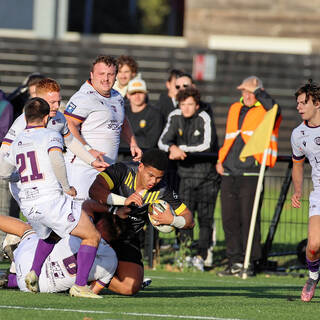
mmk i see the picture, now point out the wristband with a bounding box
[84,144,91,151]
[170,215,186,229]
[106,193,126,206]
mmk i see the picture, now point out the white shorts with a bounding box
[20,195,81,239]
[66,162,99,203]
[15,233,117,293]
[309,190,320,217]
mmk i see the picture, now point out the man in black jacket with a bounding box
[158,87,220,270]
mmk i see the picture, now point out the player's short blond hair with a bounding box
[35,78,60,95]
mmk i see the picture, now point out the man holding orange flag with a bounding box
[216,76,281,277]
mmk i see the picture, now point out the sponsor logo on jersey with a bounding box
[107,120,122,130]
[110,105,117,113]
[178,128,183,136]
[139,119,146,128]
[8,128,15,136]
[50,136,63,144]
[67,213,75,222]
[65,102,77,113]
[172,190,178,199]
[314,137,320,145]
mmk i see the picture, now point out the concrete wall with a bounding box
[185,0,320,53]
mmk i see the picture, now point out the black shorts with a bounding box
[111,238,143,267]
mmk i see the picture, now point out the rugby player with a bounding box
[64,55,142,203]
[291,80,320,302]
[88,148,194,295]
[0,98,101,298]
[0,215,117,295]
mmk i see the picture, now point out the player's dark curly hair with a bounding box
[91,55,118,73]
[141,149,168,171]
[176,87,201,105]
[24,97,50,123]
[117,55,138,74]
[295,79,320,104]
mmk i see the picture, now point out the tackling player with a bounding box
[0,98,101,298]
[64,55,142,204]
[88,148,194,295]
[291,80,320,302]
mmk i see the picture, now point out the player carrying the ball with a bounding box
[88,148,194,295]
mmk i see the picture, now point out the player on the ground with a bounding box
[291,79,320,302]
[88,148,194,295]
[0,215,117,294]
[0,98,101,298]
[64,55,142,203]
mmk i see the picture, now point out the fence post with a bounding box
[261,160,293,267]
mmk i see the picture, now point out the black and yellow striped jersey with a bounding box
[99,162,186,214]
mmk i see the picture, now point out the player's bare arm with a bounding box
[291,160,304,208]
[124,192,143,207]
[66,116,105,162]
[121,117,142,161]
[151,206,194,229]
[89,175,111,204]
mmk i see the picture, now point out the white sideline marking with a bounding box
[146,275,299,287]
[0,305,241,320]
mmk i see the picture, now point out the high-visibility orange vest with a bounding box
[218,100,282,168]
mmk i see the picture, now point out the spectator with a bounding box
[7,73,45,120]
[158,87,220,271]
[113,55,138,98]
[216,76,281,277]
[156,69,184,121]
[64,55,142,203]
[0,89,14,260]
[120,77,164,151]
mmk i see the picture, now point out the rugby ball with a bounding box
[148,200,175,233]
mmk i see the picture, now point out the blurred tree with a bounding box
[138,0,170,34]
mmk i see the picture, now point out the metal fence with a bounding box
[151,154,311,270]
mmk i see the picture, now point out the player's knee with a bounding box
[307,241,320,258]
[120,282,140,296]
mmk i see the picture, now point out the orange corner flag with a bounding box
[239,104,278,162]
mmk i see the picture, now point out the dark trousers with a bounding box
[179,173,220,260]
[220,175,262,265]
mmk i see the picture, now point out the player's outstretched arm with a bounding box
[291,160,304,208]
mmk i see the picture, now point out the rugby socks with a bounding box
[75,244,97,286]
[306,257,320,280]
[7,273,17,288]
[31,238,56,277]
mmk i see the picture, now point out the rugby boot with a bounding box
[25,270,39,293]
[301,278,319,302]
[70,284,102,299]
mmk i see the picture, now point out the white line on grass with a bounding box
[0,305,242,320]
[146,275,300,287]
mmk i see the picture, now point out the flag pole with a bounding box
[242,148,268,279]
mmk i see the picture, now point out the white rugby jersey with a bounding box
[291,121,320,188]
[64,81,125,164]
[15,233,117,293]
[4,126,64,204]
[1,111,69,148]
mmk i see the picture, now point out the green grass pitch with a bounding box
[0,268,318,320]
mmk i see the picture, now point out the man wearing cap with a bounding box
[120,77,164,152]
[216,76,281,277]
